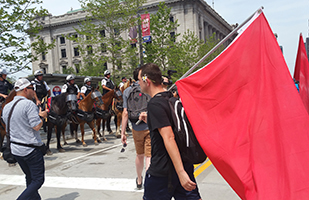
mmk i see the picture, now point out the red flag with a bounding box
[176,11,309,200]
[294,34,309,114]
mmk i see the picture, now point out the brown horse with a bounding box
[0,90,16,149]
[112,80,133,137]
[96,90,115,140]
[70,89,103,147]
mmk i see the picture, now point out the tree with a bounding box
[143,2,224,82]
[0,0,54,74]
[67,0,145,82]
[143,3,180,72]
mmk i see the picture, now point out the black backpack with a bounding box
[127,84,150,123]
[168,96,207,164]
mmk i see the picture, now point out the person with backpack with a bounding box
[137,63,202,200]
[121,68,151,190]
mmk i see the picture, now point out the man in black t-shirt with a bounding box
[138,63,201,200]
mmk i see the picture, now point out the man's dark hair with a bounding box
[122,76,126,80]
[133,68,139,81]
[139,63,162,86]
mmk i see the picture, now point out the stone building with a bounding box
[31,0,234,74]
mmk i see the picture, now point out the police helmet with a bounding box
[34,69,43,77]
[0,69,8,75]
[66,74,75,82]
[104,70,111,76]
[84,77,92,83]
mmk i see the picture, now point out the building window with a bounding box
[169,16,174,23]
[87,45,93,55]
[42,52,46,61]
[114,28,120,36]
[60,36,65,44]
[131,43,136,48]
[170,32,176,42]
[103,62,107,71]
[42,68,46,74]
[86,35,91,40]
[100,30,105,37]
[61,49,66,58]
[74,47,79,56]
[101,43,107,53]
[75,63,80,74]
[62,65,67,71]
[72,34,78,42]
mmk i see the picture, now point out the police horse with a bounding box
[95,88,124,139]
[68,88,104,147]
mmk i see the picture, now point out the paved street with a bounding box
[0,126,240,200]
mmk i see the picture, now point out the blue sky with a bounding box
[36,0,309,77]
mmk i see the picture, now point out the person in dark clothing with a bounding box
[80,77,92,99]
[0,68,13,101]
[31,69,51,106]
[138,63,201,200]
[101,70,116,133]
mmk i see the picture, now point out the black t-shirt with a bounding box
[147,91,174,177]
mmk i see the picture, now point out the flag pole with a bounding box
[169,6,264,91]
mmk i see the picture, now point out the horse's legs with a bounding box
[56,124,65,152]
[80,123,87,147]
[88,121,100,145]
[106,116,113,134]
[46,121,53,155]
[0,129,5,150]
[62,122,67,145]
[115,113,121,138]
[70,123,80,143]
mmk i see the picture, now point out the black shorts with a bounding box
[143,163,201,200]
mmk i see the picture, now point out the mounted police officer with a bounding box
[31,69,51,106]
[101,70,115,95]
[101,70,116,134]
[0,69,13,101]
[61,74,81,99]
[80,77,92,99]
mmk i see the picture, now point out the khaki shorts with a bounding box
[132,129,151,157]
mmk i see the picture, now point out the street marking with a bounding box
[194,159,212,177]
[63,143,124,163]
[0,174,143,193]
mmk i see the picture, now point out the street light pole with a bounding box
[137,0,143,67]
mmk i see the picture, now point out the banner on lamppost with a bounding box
[141,13,151,42]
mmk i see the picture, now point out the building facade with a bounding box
[31,0,234,74]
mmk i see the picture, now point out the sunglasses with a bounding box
[120,143,127,153]
[26,87,34,90]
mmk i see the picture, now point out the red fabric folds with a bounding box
[176,12,309,200]
[294,34,309,114]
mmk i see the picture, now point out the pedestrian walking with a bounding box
[2,78,48,200]
[121,68,151,189]
[137,63,202,200]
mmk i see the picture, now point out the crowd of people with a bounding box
[1,65,202,200]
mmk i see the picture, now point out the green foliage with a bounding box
[66,0,145,81]
[143,3,180,71]
[0,0,54,74]
[143,2,224,82]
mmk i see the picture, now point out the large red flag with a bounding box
[176,11,309,200]
[293,34,309,114]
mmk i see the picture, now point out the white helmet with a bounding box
[104,70,110,76]
[0,69,8,75]
[66,74,75,81]
[34,69,43,77]
[84,77,92,83]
